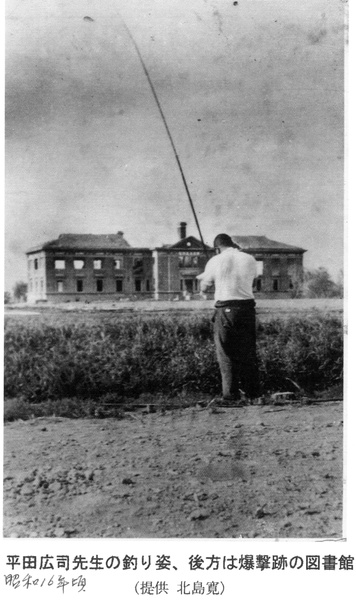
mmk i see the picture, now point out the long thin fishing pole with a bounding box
[120,18,209,259]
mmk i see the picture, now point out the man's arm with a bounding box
[198,279,212,293]
[196,258,215,292]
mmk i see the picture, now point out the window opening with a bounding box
[74,260,85,270]
[271,260,280,277]
[256,261,264,276]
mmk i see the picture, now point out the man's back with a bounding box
[201,247,257,301]
[197,234,260,401]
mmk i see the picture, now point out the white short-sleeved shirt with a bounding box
[197,247,257,301]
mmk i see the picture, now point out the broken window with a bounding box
[271,259,280,277]
[74,260,85,270]
[287,259,297,288]
[287,259,296,273]
[179,253,199,268]
[255,278,262,292]
[135,279,142,292]
[55,259,65,270]
[184,280,194,293]
[114,258,122,269]
[116,279,123,292]
[256,260,264,276]
[133,255,143,272]
[76,280,83,293]
[179,254,193,267]
[272,278,279,291]
[96,279,103,292]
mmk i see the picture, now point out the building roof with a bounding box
[27,233,131,253]
[26,232,306,255]
[168,236,213,251]
[231,235,306,253]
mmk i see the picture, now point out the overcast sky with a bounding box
[5,0,346,290]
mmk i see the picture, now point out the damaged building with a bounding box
[26,222,306,303]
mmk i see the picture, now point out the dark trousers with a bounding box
[213,299,260,400]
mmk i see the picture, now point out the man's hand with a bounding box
[196,272,212,294]
[199,281,210,293]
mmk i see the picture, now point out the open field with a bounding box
[3,298,344,538]
[6,297,344,318]
[3,401,343,539]
[4,299,343,407]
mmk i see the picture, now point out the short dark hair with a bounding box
[213,233,234,248]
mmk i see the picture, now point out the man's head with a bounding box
[213,233,241,252]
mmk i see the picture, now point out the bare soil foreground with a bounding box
[4,401,343,539]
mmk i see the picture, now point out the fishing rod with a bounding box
[119,17,209,260]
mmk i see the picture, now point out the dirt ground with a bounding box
[3,400,343,539]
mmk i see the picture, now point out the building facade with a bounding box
[231,235,306,298]
[26,224,306,303]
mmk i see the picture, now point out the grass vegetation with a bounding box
[4,310,343,420]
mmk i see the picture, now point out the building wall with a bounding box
[27,251,47,303]
[28,249,154,303]
[154,250,212,299]
[27,246,304,303]
[153,252,183,299]
[252,252,304,297]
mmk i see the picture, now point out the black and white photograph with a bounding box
[4,0,348,555]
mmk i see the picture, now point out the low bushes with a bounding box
[4,312,343,407]
[257,315,343,393]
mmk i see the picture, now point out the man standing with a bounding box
[197,233,260,404]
